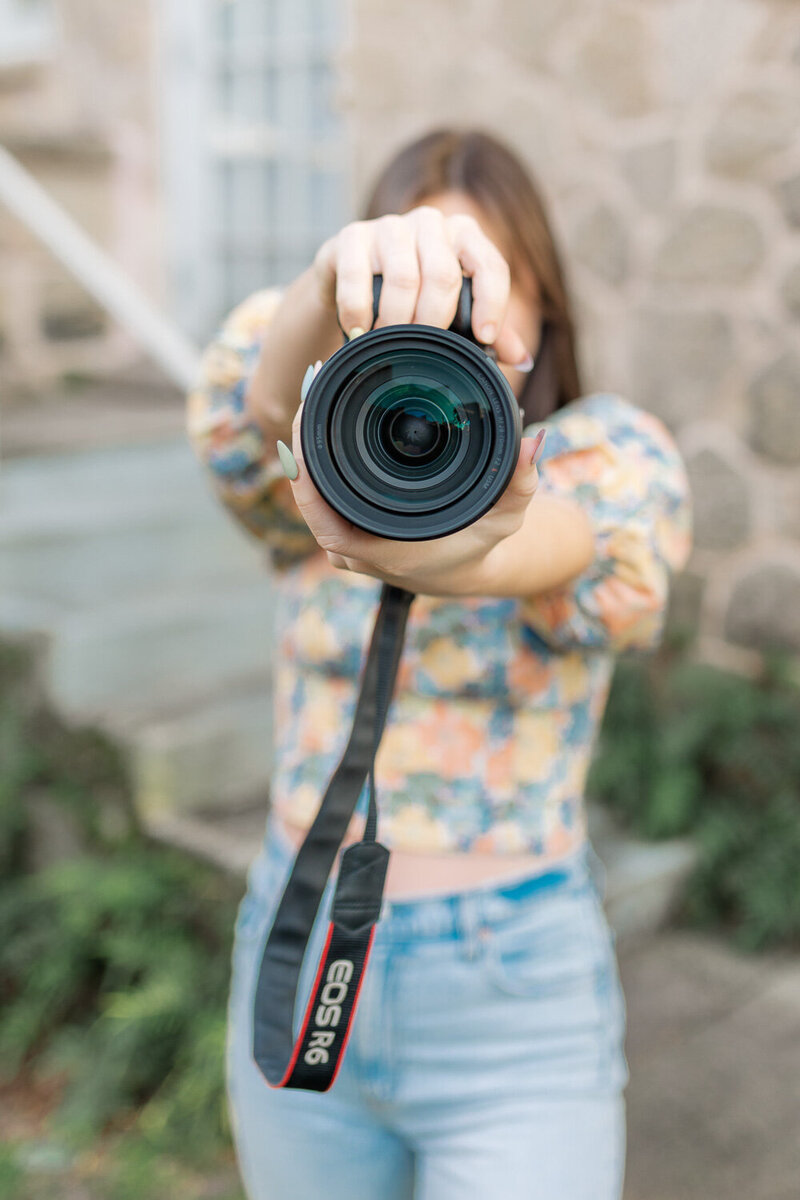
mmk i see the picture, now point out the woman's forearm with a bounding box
[478,493,595,600]
[245,267,343,446]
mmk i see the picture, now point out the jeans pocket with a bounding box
[481,881,607,1000]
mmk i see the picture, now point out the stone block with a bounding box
[571,203,629,285]
[747,352,800,465]
[493,0,580,68]
[621,139,677,210]
[573,9,656,118]
[776,174,800,229]
[779,262,800,319]
[706,90,799,176]
[631,307,733,429]
[666,570,705,640]
[655,206,764,284]
[39,272,106,341]
[685,448,750,552]
[725,563,800,654]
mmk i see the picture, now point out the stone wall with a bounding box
[342,0,800,667]
[0,0,161,388]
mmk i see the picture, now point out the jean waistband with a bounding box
[261,814,595,942]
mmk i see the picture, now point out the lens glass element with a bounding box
[330,349,494,514]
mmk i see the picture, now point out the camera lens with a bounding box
[301,326,520,540]
[384,401,446,461]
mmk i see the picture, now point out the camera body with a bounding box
[300,278,522,541]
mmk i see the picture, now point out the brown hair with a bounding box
[360,128,582,425]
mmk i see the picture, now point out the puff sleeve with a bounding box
[518,393,693,654]
[186,288,320,570]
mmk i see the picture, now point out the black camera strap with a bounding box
[253,582,415,1091]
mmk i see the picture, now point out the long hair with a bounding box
[360,128,582,425]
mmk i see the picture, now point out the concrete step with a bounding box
[0,439,202,515]
[143,796,699,945]
[587,800,698,940]
[43,578,277,724]
[0,505,264,607]
[145,806,269,878]
[126,680,275,818]
[0,440,267,606]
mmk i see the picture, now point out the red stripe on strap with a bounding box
[273,922,337,1088]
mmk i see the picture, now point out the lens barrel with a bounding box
[300,323,521,541]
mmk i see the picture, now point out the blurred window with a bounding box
[0,0,56,67]
[161,0,350,340]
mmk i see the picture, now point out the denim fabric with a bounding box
[226,816,629,1200]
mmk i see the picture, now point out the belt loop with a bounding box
[585,841,608,903]
[455,891,482,962]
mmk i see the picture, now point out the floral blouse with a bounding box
[187,289,693,861]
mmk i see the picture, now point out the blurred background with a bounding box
[1,2,799,1198]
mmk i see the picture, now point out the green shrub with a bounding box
[589,650,800,950]
[0,640,241,1161]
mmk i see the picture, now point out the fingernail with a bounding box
[479,322,496,343]
[276,439,299,480]
[347,326,365,341]
[513,352,535,373]
[313,359,323,374]
[529,429,547,467]
[300,364,314,402]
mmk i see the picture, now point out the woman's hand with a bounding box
[279,363,546,597]
[312,206,532,368]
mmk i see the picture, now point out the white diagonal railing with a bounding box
[0,143,201,391]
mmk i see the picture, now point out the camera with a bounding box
[300,276,523,540]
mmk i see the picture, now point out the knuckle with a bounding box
[425,258,462,293]
[384,260,420,291]
[378,212,406,235]
[448,211,479,236]
[320,534,348,556]
[413,204,445,226]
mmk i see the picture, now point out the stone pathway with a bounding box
[618,930,800,1200]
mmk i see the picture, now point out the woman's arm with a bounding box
[280,391,693,660]
[279,376,573,599]
[243,267,342,447]
[477,493,595,600]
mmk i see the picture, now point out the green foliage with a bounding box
[589,650,800,950]
[0,639,242,1164]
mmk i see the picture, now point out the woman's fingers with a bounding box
[445,213,529,365]
[330,223,374,337]
[411,207,464,328]
[314,206,529,363]
[372,215,421,328]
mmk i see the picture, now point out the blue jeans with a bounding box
[227,815,629,1200]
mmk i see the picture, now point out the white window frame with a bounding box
[158,0,353,342]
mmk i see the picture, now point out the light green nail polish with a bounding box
[300,364,314,402]
[277,439,299,480]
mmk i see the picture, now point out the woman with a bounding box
[187,129,692,1200]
